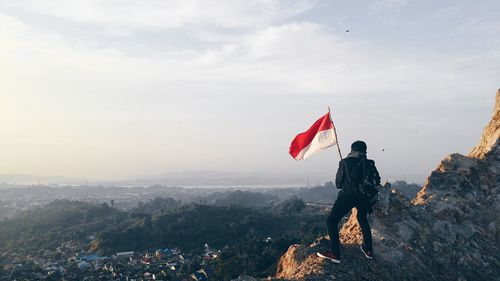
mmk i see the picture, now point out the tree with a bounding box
[271,196,306,216]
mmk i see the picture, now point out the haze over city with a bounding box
[1,0,499,184]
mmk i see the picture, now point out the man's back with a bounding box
[335,154,380,197]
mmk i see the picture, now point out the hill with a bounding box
[274,89,500,281]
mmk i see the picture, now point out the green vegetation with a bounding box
[0,200,125,251]
[0,195,326,280]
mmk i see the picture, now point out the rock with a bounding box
[432,220,456,244]
[393,219,419,242]
[469,89,500,158]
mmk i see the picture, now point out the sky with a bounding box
[0,0,499,184]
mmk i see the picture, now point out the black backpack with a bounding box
[344,158,379,205]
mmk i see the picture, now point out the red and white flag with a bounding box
[289,112,337,160]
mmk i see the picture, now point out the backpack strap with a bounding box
[342,160,352,185]
[360,158,369,184]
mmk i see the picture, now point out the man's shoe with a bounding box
[317,251,341,263]
[360,245,373,259]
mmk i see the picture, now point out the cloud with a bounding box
[2,9,496,111]
[371,0,408,10]
[5,0,316,30]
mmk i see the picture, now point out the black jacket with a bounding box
[335,153,381,197]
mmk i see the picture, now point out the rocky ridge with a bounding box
[469,89,500,159]
[273,90,500,281]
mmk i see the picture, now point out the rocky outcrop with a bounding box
[275,90,500,281]
[469,89,500,159]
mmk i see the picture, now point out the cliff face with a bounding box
[275,90,500,281]
[469,89,500,159]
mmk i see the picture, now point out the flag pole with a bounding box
[328,107,343,160]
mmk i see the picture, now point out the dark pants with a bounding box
[327,192,372,256]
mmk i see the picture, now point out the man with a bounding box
[317,140,381,263]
